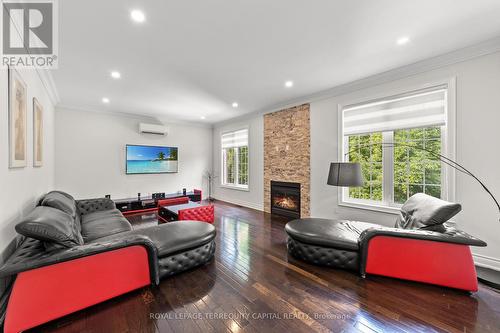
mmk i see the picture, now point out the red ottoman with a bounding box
[178,205,214,224]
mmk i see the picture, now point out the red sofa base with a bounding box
[365,236,478,291]
[4,246,150,333]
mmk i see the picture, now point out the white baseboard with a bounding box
[473,253,500,271]
[213,195,264,212]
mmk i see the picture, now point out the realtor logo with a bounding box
[1,0,58,68]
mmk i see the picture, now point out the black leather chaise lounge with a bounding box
[285,193,486,292]
[0,191,216,333]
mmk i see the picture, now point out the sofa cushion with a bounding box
[395,193,462,229]
[285,218,378,251]
[38,190,74,205]
[92,221,216,257]
[81,209,132,242]
[40,190,81,235]
[15,206,83,248]
[40,191,77,218]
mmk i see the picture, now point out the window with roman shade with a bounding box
[340,85,452,211]
[221,128,249,189]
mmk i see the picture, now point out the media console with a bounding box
[114,189,202,215]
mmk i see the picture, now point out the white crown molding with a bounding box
[56,104,160,121]
[214,35,500,127]
[56,104,213,128]
[37,69,60,106]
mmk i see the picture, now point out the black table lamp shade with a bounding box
[327,162,364,187]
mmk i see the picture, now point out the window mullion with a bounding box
[440,126,448,200]
[234,147,239,185]
[382,131,394,206]
[342,136,349,201]
[222,149,226,184]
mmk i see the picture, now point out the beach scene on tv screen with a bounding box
[126,145,178,174]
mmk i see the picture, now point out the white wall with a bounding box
[212,116,264,211]
[54,109,212,200]
[212,51,500,270]
[0,68,56,254]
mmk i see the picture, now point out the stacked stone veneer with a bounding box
[264,104,310,217]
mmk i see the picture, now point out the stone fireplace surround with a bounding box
[264,104,310,217]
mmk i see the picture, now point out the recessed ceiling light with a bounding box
[397,36,410,45]
[200,116,206,120]
[130,10,145,23]
[285,81,294,88]
[232,102,238,108]
[102,97,110,104]
[110,71,121,79]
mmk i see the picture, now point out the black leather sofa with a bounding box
[285,193,486,291]
[0,191,216,333]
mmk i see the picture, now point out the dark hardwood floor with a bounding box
[36,200,500,333]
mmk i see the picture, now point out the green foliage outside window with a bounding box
[223,146,249,186]
[347,126,442,204]
[238,146,249,185]
[348,133,383,201]
[225,148,235,184]
[394,127,441,203]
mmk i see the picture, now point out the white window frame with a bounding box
[221,127,250,191]
[337,78,456,214]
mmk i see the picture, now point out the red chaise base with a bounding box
[4,246,150,333]
[365,236,478,291]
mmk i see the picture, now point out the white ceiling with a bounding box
[53,0,500,124]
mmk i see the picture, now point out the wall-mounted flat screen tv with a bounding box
[126,145,178,174]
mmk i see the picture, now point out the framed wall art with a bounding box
[8,69,28,168]
[33,97,43,167]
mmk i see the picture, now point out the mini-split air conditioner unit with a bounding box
[139,123,168,136]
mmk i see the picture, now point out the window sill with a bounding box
[220,184,250,192]
[338,200,401,215]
